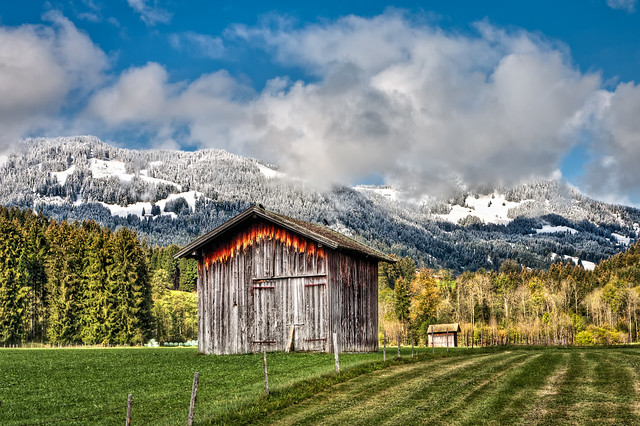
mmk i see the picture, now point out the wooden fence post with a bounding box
[397,332,401,357]
[187,372,199,426]
[286,325,295,353]
[126,393,132,426]
[263,348,269,396]
[383,330,386,362]
[333,333,340,373]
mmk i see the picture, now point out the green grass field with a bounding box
[1,346,639,425]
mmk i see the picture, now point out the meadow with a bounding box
[1,346,639,425]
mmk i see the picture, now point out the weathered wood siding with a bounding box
[428,333,458,348]
[327,252,379,353]
[197,220,329,355]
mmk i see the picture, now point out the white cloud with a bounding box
[606,0,636,12]
[74,11,640,200]
[169,32,225,59]
[580,82,640,200]
[127,0,172,25]
[0,11,107,148]
[228,13,601,192]
[85,63,253,149]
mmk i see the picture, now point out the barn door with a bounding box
[253,281,278,350]
[296,276,327,351]
[253,275,327,352]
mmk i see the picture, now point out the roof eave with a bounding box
[174,206,340,259]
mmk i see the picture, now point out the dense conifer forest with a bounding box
[2,201,639,347]
[0,206,197,345]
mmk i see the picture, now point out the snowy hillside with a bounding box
[0,136,638,272]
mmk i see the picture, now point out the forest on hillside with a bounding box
[381,246,640,346]
[0,206,197,346]
[2,201,639,348]
[1,136,637,273]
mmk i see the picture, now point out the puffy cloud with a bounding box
[0,12,107,148]
[85,12,640,200]
[85,63,253,148]
[606,0,636,12]
[126,0,172,25]
[229,14,601,193]
[579,83,640,201]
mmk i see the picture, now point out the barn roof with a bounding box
[174,205,396,262]
[427,323,461,334]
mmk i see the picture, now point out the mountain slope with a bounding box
[1,136,637,272]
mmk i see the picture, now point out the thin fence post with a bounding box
[397,332,401,357]
[263,348,269,396]
[187,372,199,426]
[126,393,132,426]
[383,330,386,362]
[333,332,340,373]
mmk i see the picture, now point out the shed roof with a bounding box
[427,323,461,334]
[174,205,396,262]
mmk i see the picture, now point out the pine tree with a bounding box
[80,223,112,344]
[107,228,152,344]
[45,222,86,343]
[0,217,28,344]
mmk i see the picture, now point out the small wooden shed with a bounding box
[427,323,460,348]
[175,205,395,355]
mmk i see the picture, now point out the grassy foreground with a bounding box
[1,346,640,425]
[0,345,430,425]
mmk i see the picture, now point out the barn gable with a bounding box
[176,206,394,355]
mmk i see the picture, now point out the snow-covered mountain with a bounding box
[1,136,638,272]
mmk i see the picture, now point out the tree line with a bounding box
[380,245,640,346]
[0,206,197,346]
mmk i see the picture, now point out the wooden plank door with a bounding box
[297,276,327,351]
[253,282,278,350]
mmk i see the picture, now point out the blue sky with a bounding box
[1,1,640,204]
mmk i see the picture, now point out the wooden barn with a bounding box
[175,205,395,355]
[427,323,460,348]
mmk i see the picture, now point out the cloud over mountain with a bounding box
[2,10,640,203]
[0,11,107,147]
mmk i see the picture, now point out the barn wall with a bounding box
[327,252,379,353]
[198,220,328,355]
[428,333,457,348]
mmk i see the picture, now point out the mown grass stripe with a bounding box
[371,352,531,425]
[256,353,498,425]
[586,351,638,424]
[614,351,640,419]
[519,352,570,425]
[535,349,591,424]
[462,351,566,425]
[258,351,529,426]
[296,352,523,426]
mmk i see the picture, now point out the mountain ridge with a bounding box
[1,135,637,272]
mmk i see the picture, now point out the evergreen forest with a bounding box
[0,206,197,346]
[2,201,640,348]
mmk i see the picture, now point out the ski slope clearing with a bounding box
[100,190,204,218]
[536,225,578,235]
[436,194,523,225]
